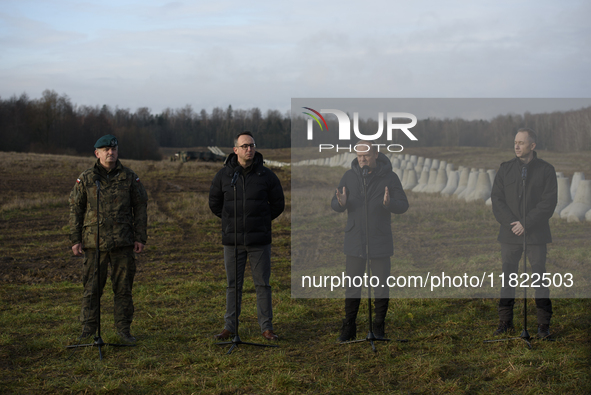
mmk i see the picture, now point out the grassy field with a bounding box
[0,148,590,394]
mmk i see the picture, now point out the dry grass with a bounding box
[0,196,69,212]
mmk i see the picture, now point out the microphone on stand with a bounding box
[231,167,241,187]
[361,166,370,187]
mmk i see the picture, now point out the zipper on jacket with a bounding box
[241,174,246,242]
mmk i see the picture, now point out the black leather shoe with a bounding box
[337,319,356,343]
[537,324,550,339]
[117,331,137,343]
[493,320,515,335]
[373,320,386,339]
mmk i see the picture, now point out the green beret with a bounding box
[94,135,118,149]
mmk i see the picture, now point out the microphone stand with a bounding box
[484,166,533,349]
[341,168,407,352]
[67,177,135,359]
[216,169,278,354]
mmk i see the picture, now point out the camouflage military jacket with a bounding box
[69,159,148,251]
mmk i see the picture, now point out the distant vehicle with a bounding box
[170,149,226,162]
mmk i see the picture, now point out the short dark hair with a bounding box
[517,128,537,144]
[234,131,254,147]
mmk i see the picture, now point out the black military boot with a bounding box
[117,330,137,343]
[337,319,356,343]
[537,324,550,339]
[78,327,96,341]
[493,320,515,335]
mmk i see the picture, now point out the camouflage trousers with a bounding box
[80,247,136,332]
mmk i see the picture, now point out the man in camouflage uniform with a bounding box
[69,134,148,343]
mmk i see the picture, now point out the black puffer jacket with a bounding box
[331,153,409,258]
[491,151,557,244]
[209,152,285,246]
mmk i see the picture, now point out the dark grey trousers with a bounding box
[223,244,273,333]
[498,243,552,325]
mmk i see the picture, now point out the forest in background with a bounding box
[0,90,290,160]
[1,90,590,160]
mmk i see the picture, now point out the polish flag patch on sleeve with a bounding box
[76,178,81,184]
[136,177,140,182]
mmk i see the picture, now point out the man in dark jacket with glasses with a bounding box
[209,131,285,341]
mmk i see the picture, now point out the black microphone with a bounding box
[521,166,527,180]
[361,166,370,177]
[93,174,101,189]
[361,166,370,187]
[231,167,241,187]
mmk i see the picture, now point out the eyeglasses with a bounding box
[237,143,256,150]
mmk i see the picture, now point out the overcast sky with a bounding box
[1,0,590,114]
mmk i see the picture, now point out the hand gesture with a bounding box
[336,186,347,207]
[383,186,390,207]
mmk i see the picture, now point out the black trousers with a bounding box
[498,243,552,325]
[344,255,391,322]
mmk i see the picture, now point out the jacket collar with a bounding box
[94,158,122,174]
[224,151,264,173]
[351,152,393,177]
[513,150,538,167]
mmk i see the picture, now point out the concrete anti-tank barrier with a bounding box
[423,168,439,193]
[432,168,448,193]
[570,172,585,200]
[413,169,429,192]
[467,170,492,202]
[553,176,571,219]
[458,169,478,200]
[441,170,459,196]
[566,180,591,222]
[404,169,418,190]
[453,167,471,197]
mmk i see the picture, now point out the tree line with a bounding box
[0,90,290,160]
[1,90,590,161]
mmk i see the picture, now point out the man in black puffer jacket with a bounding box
[209,131,285,341]
[331,141,409,342]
